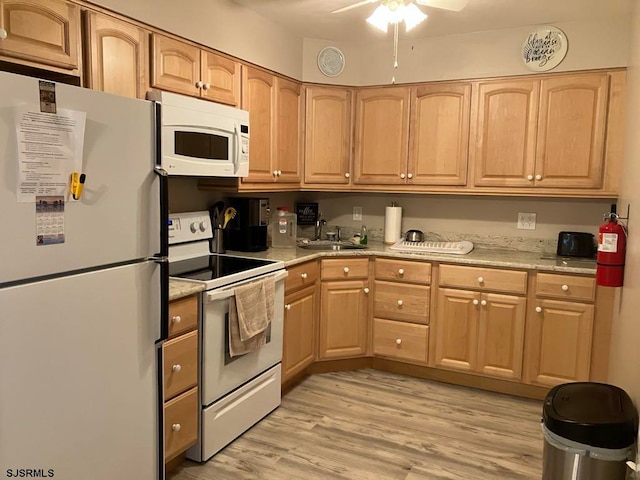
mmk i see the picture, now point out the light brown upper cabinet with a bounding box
[408,83,471,186]
[471,73,609,189]
[304,86,353,186]
[0,0,81,71]
[84,11,148,99]
[354,87,410,185]
[151,33,240,106]
[354,83,471,188]
[240,65,301,186]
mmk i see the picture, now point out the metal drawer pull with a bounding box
[363,287,370,294]
[477,277,484,283]
[535,174,542,181]
[172,315,182,324]
[172,424,181,432]
[301,273,308,279]
[397,299,403,306]
[481,300,487,306]
[473,299,479,305]
[172,364,182,373]
[536,306,542,313]
[396,338,402,345]
[527,174,534,181]
[285,304,291,310]
[343,267,350,273]
[561,284,569,291]
[398,268,405,275]
[0,28,7,40]
[345,173,350,178]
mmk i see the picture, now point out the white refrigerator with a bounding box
[0,71,167,479]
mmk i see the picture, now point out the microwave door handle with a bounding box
[233,123,241,175]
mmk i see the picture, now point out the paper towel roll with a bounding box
[384,206,402,244]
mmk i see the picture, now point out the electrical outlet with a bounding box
[517,212,537,230]
[353,206,363,221]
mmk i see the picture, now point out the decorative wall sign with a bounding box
[317,46,345,77]
[521,26,568,72]
[296,202,319,225]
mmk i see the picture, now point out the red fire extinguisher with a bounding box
[596,204,627,287]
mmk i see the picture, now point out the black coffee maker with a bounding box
[224,197,269,251]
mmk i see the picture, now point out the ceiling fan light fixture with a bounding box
[366,4,391,32]
[403,2,428,31]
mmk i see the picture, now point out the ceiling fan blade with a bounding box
[415,0,468,12]
[331,0,378,14]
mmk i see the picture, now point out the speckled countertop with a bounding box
[226,241,597,275]
[169,278,205,301]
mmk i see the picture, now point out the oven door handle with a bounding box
[204,270,288,304]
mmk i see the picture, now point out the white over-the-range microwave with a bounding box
[148,91,249,177]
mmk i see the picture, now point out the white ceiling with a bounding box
[232,0,633,43]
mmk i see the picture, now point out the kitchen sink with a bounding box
[298,240,367,250]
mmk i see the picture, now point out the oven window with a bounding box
[224,312,271,365]
[175,131,229,160]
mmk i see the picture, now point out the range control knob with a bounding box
[190,222,198,233]
[199,221,208,232]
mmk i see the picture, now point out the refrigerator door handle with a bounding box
[148,256,168,263]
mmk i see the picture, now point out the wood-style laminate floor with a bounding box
[168,369,543,480]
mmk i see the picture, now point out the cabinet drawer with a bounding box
[439,264,527,294]
[374,281,430,324]
[375,258,431,284]
[164,387,198,462]
[373,319,429,364]
[286,260,319,294]
[321,258,369,280]
[164,330,198,400]
[168,295,198,338]
[535,273,596,302]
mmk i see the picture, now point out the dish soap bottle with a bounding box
[271,206,297,248]
[360,225,368,245]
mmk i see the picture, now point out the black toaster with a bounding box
[556,231,597,258]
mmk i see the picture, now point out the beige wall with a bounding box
[608,0,640,458]
[90,0,303,79]
[303,18,630,85]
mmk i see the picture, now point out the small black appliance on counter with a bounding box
[224,197,269,251]
[556,231,597,258]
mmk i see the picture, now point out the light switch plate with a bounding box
[517,212,536,230]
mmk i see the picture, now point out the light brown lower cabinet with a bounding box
[282,284,317,381]
[373,318,429,364]
[164,387,198,463]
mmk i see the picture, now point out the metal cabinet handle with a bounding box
[343,267,350,273]
[363,287,370,294]
[561,284,569,291]
[203,82,211,90]
[527,175,534,181]
[398,268,405,275]
[285,304,291,310]
[407,173,413,179]
[396,338,402,345]
[0,28,7,40]
[172,364,182,373]
[301,273,308,279]
[535,174,542,181]
[171,315,182,324]
[480,300,487,306]
[397,299,403,306]
[477,277,484,283]
[195,81,204,88]
[535,306,542,313]
[400,173,406,179]
[172,424,181,432]
[345,173,350,178]
[473,299,479,305]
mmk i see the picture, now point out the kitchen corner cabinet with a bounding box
[0,0,81,72]
[83,11,149,99]
[471,73,609,189]
[354,86,410,185]
[372,258,431,365]
[151,34,240,106]
[164,295,199,463]
[282,261,319,382]
[524,273,595,387]
[318,258,370,359]
[304,86,354,186]
[433,265,527,380]
[240,65,301,186]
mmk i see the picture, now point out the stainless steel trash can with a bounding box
[542,382,638,480]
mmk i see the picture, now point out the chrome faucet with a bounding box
[314,214,327,240]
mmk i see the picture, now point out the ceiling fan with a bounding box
[331,0,469,15]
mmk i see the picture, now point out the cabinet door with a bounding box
[241,66,276,183]
[84,11,148,99]
[476,293,526,380]
[0,0,80,70]
[282,285,317,382]
[151,34,200,97]
[471,80,539,187]
[525,299,594,387]
[409,83,471,186]
[200,51,240,106]
[304,86,352,185]
[319,280,368,359]
[433,288,479,372]
[535,74,609,188]
[354,87,410,185]
[275,77,302,184]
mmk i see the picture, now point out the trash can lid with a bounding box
[543,382,638,449]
